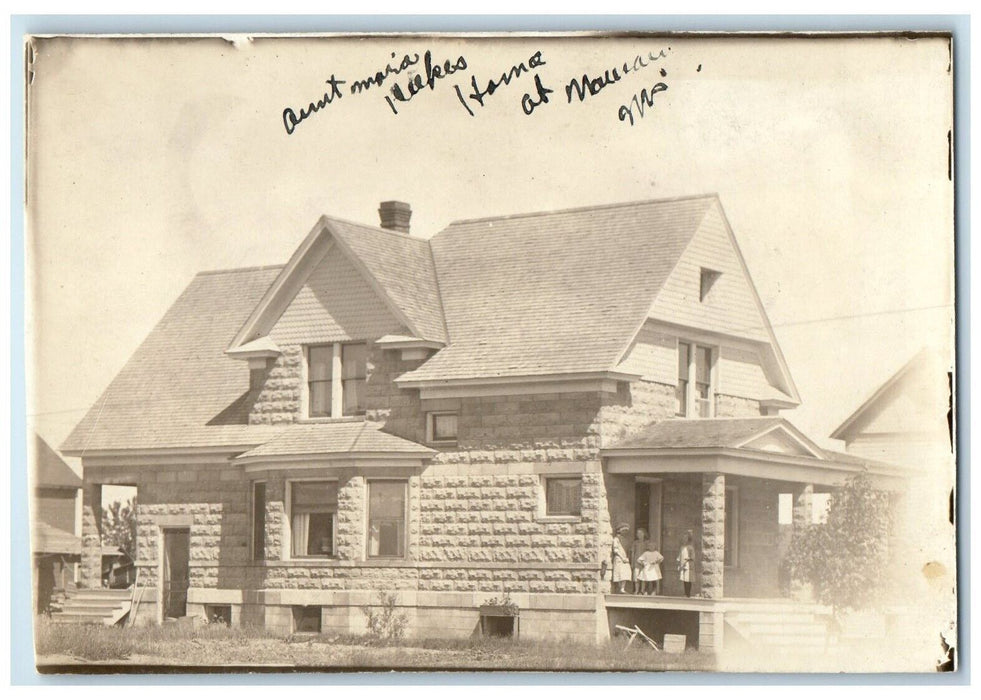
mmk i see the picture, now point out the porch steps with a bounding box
[49,588,132,626]
[725,606,830,650]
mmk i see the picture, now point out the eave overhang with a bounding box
[394,370,642,399]
[236,451,433,471]
[600,446,911,490]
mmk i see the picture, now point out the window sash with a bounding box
[545,478,582,516]
[367,481,407,558]
[252,482,266,561]
[289,481,338,558]
[724,488,738,566]
[431,413,459,442]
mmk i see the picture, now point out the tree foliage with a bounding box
[101,497,137,559]
[783,472,893,616]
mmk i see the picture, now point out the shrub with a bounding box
[782,471,893,619]
[361,591,408,641]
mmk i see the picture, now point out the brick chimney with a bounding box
[378,201,412,234]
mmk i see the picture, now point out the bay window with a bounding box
[288,480,337,558]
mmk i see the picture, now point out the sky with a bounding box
[25,34,954,459]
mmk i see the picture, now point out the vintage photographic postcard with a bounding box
[24,30,957,674]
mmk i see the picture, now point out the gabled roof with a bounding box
[35,434,82,489]
[227,216,447,352]
[234,422,435,462]
[32,522,81,556]
[606,417,825,458]
[62,266,287,454]
[830,347,947,441]
[399,195,715,383]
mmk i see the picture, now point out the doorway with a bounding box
[161,528,190,619]
[635,479,663,547]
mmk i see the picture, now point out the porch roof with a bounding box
[233,421,436,468]
[601,417,910,488]
[32,522,81,556]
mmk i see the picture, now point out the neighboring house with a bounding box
[62,196,909,649]
[831,348,955,557]
[32,434,82,612]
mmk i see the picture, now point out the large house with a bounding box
[62,195,909,649]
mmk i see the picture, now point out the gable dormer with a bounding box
[226,204,447,424]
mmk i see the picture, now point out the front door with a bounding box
[162,528,190,619]
[634,479,663,546]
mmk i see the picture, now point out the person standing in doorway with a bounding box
[631,528,648,594]
[677,531,694,597]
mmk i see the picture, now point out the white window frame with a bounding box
[283,478,339,561]
[537,474,584,522]
[250,480,267,562]
[304,341,367,419]
[724,485,740,568]
[365,479,409,560]
[426,411,459,445]
[677,340,717,418]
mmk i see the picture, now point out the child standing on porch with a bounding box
[677,531,694,597]
[636,542,664,595]
[631,528,648,594]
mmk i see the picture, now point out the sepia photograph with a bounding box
[23,29,957,675]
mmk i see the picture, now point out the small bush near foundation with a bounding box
[361,591,408,641]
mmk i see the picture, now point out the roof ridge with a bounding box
[196,264,285,277]
[442,193,719,228]
[324,214,431,244]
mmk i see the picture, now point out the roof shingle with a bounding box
[235,422,435,460]
[399,196,714,382]
[62,266,286,453]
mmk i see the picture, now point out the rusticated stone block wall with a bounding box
[700,472,725,600]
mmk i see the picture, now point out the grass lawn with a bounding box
[34,617,716,672]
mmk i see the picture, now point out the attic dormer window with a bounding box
[700,268,722,302]
[307,342,367,418]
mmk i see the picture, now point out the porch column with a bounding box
[80,482,103,588]
[793,484,814,530]
[701,472,725,599]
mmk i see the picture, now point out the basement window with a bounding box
[292,606,322,633]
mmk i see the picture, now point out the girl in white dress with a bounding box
[636,543,664,595]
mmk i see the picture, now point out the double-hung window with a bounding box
[677,341,715,418]
[289,481,338,558]
[367,480,407,558]
[307,342,367,418]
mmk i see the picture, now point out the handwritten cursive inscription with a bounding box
[453,51,547,116]
[617,81,669,126]
[564,49,668,103]
[350,53,421,95]
[282,75,347,135]
[384,51,468,115]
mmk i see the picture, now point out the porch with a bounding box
[603,593,831,652]
[599,417,909,651]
